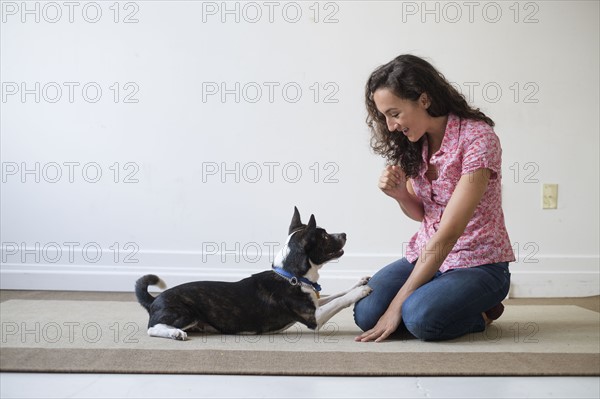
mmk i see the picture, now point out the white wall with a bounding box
[1,1,598,297]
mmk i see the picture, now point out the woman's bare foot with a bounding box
[482,311,492,325]
[483,303,505,325]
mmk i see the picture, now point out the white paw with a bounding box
[352,276,371,289]
[360,285,373,297]
[170,329,188,341]
[349,285,372,301]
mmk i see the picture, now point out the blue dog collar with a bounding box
[271,266,322,293]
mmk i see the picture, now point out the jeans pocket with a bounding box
[502,265,511,293]
[491,262,511,293]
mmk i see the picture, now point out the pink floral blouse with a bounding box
[405,113,515,272]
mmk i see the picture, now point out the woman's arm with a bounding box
[379,165,424,222]
[357,168,492,342]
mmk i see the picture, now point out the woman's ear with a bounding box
[419,92,431,109]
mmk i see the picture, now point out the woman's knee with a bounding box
[353,296,379,331]
[353,257,415,331]
[403,320,442,341]
[402,296,444,341]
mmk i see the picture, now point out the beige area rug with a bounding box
[1,299,599,376]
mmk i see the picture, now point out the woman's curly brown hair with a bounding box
[366,54,495,178]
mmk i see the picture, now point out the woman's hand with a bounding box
[355,307,403,343]
[378,165,408,200]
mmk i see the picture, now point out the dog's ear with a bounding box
[289,206,302,234]
[298,214,317,247]
[306,214,317,235]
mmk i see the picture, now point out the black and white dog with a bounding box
[135,207,372,340]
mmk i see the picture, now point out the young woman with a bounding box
[354,54,515,342]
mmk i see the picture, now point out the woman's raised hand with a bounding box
[378,165,408,200]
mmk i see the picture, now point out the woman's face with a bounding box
[373,88,431,143]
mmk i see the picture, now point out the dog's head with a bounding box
[273,206,346,279]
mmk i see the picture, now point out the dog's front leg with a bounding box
[318,276,371,306]
[315,285,372,329]
[147,324,189,340]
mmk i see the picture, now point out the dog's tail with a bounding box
[135,274,166,312]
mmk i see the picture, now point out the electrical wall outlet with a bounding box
[542,184,558,209]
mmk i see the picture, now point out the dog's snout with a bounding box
[335,233,347,244]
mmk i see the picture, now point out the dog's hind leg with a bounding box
[148,323,195,340]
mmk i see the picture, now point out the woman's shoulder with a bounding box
[452,116,501,159]
[459,116,495,137]
[453,116,503,176]
[456,116,498,145]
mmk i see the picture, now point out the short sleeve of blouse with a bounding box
[461,132,502,180]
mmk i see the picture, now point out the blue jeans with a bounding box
[353,257,511,341]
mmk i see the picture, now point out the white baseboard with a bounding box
[1,253,598,298]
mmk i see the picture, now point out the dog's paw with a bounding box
[360,285,373,297]
[349,285,372,301]
[352,276,371,289]
[170,329,188,341]
[358,276,371,286]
